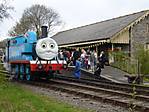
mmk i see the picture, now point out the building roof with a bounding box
[52,10,149,47]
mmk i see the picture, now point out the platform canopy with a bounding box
[52,10,149,48]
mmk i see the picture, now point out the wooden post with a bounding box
[109,43,114,63]
[112,43,114,51]
[96,45,98,57]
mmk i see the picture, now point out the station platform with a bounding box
[60,65,130,83]
[98,66,129,83]
[80,66,129,83]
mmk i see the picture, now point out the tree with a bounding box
[0,0,13,22]
[9,4,62,38]
[8,18,31,36]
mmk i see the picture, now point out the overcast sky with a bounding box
[0,0,149,40]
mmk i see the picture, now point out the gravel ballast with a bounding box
[19,83,136,112]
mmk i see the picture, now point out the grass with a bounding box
[0,64,91,112]
[0,82,91,112]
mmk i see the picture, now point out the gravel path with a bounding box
[19,82,135,112]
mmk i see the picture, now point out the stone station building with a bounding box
[52,10,149,63]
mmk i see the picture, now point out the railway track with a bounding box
[2,70,149,111]
[19,77,149,112]
[55,75,149,95]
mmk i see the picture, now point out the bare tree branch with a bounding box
[0,0,13,21]
[9,4,62,38]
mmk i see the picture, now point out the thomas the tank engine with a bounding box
[5,26,66,80]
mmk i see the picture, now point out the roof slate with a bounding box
[52,10,148,45]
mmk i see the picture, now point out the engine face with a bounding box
[35,38,58,60]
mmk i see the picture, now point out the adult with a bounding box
[94,62,101,79]
[99,51,106,68]
[58,50,64,60]
[80,49,86,68]
[63,49,68,62]
[73,48,80,66]
[94,50,98,66]
[90,50,95,72]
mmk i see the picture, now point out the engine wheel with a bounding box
[14,64,19,80]
[20,74,24,80]
[26,74,31,81]
[48,70,55,79]
[20,64,24,80]
[26,66,31,81]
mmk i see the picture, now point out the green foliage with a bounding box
[0,62,90,112]
[110,51,137,74]
[134,45,149,75]
[0,83,90,112]
[109,45,149,111]
[111,45,149,76]
[0,62,90,111]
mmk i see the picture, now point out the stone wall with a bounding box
[131,16,149,56]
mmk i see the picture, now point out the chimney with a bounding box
[41,26,48,38]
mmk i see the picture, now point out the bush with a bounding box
[134,45,149,75]
[111,44,149,76]
[110,51,138,74]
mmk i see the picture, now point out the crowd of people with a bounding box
[58,48,107,79]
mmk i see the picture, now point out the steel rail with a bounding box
[55,75,149,95]
[21,80,149,112]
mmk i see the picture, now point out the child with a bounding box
[74,58,81,79]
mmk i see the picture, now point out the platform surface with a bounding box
[100,66,129,83]
[59,65,131,83]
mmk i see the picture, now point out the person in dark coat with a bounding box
[99,51,106,68]
[73,48,81,66]
[94,62,101,79]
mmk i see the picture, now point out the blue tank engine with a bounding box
[5,26,66,80]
